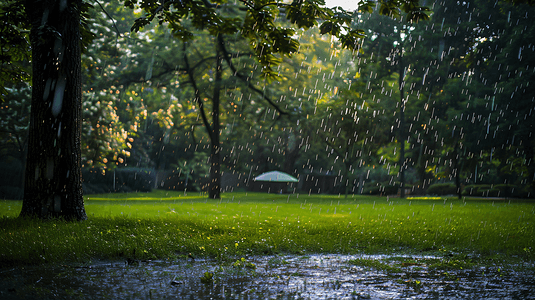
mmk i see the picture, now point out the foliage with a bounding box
[82,168,155,194]
[0,0,31,102]
[80,1,143,170]
[1,0,535,211]
[124,0,378,78]
[462,184,530,198]
[361,181,401,195]
[359,0,430,23]
[426,183,457,196]
[0,83,30,162]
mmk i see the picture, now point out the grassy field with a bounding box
[1,191,534,266]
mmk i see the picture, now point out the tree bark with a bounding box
[20,0,87,220]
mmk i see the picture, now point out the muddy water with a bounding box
[1,254,534,299]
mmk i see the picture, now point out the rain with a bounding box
[1,0,535,298]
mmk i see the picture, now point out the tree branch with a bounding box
[183,42,212,137]
[217,34,287,117]
[93,0,121,56]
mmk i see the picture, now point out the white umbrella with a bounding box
[253,171,298,182]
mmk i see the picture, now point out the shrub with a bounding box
[362,184,381,195]
[462,185,482,196]
[82,168,154,194]
[360,182,407,195]
[463,184,500,196]
[116,168,154,192]
[509,186,531,198]
[426,183,457,195]
[382,183,400,195]
[462,184,532,198]
[492,184,528,198]
[486,189,500,197]
[476,185,491,195]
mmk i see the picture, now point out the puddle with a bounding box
[1,254,534,299]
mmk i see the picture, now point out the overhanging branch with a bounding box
[217,35,288,118]
[183,43,212,137]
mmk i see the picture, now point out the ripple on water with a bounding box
[0,254,534,299]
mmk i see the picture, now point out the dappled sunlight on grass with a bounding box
[85,190,195,201]
[407,196,442,200]
[1,192,534,266]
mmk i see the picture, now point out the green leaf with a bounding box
[269,28,299,54]
[405,7,430,23]
[168,23,194,41]
[378,2,400,18]
[339,29,365,51]
[124,0,137,9]
[358,0,375,13]
[286,0,323,29]
[319,21,341,36]
[131,17,151,32]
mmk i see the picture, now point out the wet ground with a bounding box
[1,254,534,299]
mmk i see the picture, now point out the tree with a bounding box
[345,9,416,196]
[126,0,429,199]
[19,0,87,220]
[80,1,136,171]
[0,0,30,102]
[2,0,431,218]
[463,0,535,194]
[400,0,478,197]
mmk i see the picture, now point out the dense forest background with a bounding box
[1,0,534,199]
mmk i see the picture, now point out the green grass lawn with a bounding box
[1,191,534,266]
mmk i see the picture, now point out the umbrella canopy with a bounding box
[253,171,298,182]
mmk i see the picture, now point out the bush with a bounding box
[82,168,154,194]
[476,185,491,194]
[360,182,405,195]
[362,184,381,195]
[462,184,533,198]
[509,186,531,198]
[426,183,458,195]
[463,184,499,196]
[492,184,530,198]
[116,168,154,192]
[462,184,483,196]
[381,183,401,195]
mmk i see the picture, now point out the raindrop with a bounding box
[52,76,66,117]
[43,79,52,100]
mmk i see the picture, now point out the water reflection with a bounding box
[1,254,533,299]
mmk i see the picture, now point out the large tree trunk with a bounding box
[20,0,87,220]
